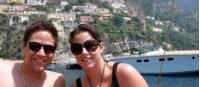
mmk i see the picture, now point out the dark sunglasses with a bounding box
[29,42,56,54]
[71,40,99,55]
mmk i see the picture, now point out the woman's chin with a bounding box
[83,62,95,70]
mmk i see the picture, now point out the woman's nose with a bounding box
[82,47,89,54]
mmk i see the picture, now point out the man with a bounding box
[0,19,66,87]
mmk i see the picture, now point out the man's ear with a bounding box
[20,43,26,53]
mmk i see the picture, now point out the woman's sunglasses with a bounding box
[29,42,56,54]
[71,40,99,55]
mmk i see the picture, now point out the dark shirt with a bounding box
[76,62,120,87]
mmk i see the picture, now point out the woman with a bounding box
[69,24,148,87]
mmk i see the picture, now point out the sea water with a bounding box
[55,64,199,87]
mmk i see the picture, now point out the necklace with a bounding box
[18,64,45,87]
[87,62,106,87]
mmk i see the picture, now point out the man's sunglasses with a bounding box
[71,40,99,55]
[29,42,56,54]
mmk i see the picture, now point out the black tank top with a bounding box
[76,62,120,87]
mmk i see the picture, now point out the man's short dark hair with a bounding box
[23,19,58,47]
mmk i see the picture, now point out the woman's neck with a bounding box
[85,60,106,87]
[86,59,105,76]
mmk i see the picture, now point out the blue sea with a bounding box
[54,64,199,87]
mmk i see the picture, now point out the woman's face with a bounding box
[71,32,104,70]
[21,30,56,71]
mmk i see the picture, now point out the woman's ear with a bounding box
[99,42,106,53]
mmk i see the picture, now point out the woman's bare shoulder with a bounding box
[116,63,149,87]
[116,63,142,78]
[118,63,137,71]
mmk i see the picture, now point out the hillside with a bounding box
[0,0,198,59]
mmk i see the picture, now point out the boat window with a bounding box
[137,60,142,63]
[159,58,165,62]
[143,59,149,62]
[167,58,174,61]
[192,56,195,59]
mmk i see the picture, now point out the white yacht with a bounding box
[109,50,199,75]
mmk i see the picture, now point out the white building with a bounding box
[111,1,128,13]
[152,27,163,32]
[60,1,69,7]
[26,0,46,5]
[72,3,97,14]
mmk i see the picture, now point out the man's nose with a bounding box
[36,47,46,56]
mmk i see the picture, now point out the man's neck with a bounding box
[19,63,44,81]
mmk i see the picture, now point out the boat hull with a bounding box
[110,52,199,75]
[66,63,82,69]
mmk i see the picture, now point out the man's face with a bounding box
[22,30,56,71]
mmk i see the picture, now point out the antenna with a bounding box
[156,0,177,87]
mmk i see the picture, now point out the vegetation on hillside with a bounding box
[0,0,198,59]
[125,0,199,50]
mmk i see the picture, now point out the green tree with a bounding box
[169,31,198,50]
[64,5,72,12]
[77,0,86,5]
[34,5,54,13]
[102,2,112,10]
[29,15,46,21]
[112,16,124,27]
[0,26,24,59]
[0,13,8,25]
[35,5,48,11]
